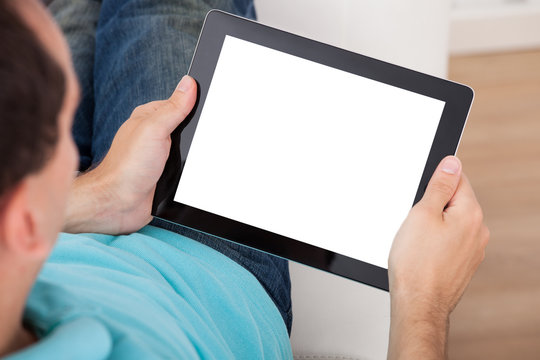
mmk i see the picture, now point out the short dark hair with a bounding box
[0,0,66,199]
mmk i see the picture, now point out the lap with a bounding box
[151,217,292,333]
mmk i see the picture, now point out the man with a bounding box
[0,0,489,359]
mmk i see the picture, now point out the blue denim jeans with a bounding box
[49,0,292,334]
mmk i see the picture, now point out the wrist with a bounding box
[63,167,119,234]
[391,283,450,323]
[391,294,450,329]
[388,289,450,360]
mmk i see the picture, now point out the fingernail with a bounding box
[176,76,191,92]
[441,156,460,175]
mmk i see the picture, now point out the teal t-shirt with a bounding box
[8,225,292,359]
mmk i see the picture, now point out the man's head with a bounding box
[0,0,79,266]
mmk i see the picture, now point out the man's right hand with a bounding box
[387,156,489,360]
[63,76,197,235]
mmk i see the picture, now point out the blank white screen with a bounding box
[175,36,445,269]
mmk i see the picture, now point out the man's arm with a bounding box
[388,156,489,359]
[63,76,196,234]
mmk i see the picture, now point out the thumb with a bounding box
[420,156,462,213]
[161,75,197,134]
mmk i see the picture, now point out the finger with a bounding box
[445,173,477,210]
[445,173,486,234]
[419,156,462,213]
[482,226,490,249]
[444,173,485,225]
[160,75,198,134]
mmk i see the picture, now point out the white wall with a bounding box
[254,0,451,78]
[450,0,540,54]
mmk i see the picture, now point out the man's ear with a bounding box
[0,181,50,260]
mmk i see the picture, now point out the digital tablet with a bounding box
[152,10,474,291]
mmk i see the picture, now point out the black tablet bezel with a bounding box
[152,10,474,291]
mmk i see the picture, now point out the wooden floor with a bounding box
[447,49,540,359]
